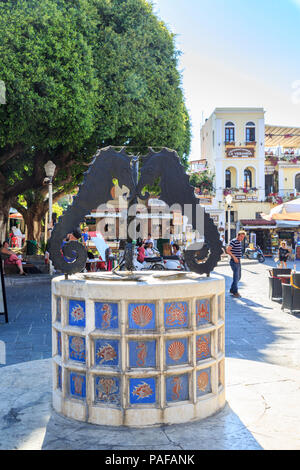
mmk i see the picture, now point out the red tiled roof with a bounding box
[240,219,276,226]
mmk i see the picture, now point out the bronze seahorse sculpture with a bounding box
[48,146,135,274]
[136,148,223,275]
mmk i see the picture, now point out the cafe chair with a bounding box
[282,273,300,315]
[268,268,292,301]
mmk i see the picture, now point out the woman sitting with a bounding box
[0,241,26,275]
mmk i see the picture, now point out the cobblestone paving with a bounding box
[0,259,300,370]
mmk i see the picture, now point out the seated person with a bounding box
[0,241,26,275]
[172,243,182,259]
[144,242,157,258]
[137,239,145,263]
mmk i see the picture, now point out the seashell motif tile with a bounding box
[128,303,156,330]
[196,368,211,397]
[165,338,188,366]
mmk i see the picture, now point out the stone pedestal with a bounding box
[52,271,225,427]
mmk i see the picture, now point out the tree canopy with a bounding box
[0,0,191,240]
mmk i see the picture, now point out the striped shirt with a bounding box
[229,238,242,259]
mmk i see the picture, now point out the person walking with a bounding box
[226,230,246,298]
[278,240,291,269]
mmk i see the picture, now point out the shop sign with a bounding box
[234,194,247,200]
[226,148,255,158]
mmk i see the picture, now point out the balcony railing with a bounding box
[265,152,300,164]
[265,190,300,204]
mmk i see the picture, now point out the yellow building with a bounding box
[198,108,300,255]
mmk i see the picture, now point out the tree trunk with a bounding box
[22,204,47,243]
[0,198,10,242]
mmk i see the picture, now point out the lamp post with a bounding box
[225,194,233,244]
[44,160,56,274]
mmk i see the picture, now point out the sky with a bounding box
[152,0,300,161]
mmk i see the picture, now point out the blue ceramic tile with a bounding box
[196,299,211,325]
[70,372,86,399]
[95,339,119,367]
[69,300,85,327]
[94,376,121,406]
[166,374,189,402]
[218,295,222,319]
[69,335,86,363]
[95,302,119,330]
[164,301,188,329]
[196,334,211,361]
[56,297,61,322]
[129,340,156,368]
[165,338,188,366]
[128,303,156,330]
[196,368,211,397]
[57,331,62,356]
[130,377,156,404]
[57,365,62,390]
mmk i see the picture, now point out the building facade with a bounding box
[195,108,300,256]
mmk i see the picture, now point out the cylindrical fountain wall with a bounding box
[52,272,225,427]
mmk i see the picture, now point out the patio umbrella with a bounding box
[261,197,300,221]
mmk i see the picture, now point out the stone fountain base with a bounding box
[52,271,225,427]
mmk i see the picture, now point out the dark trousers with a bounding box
[230,259,241,294]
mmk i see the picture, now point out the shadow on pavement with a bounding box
[41,405,262,450]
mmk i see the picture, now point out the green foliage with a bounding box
[0,0,191,240]
[189,170,215,194]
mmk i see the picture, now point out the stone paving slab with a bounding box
[1,357,300,450]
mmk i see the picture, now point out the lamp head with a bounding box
[44,160,56,178]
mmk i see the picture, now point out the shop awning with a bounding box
[240,219,276,229]
[265,124,300,147]
[261,198,300,222]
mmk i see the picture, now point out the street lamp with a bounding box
[225,194,233,244]
[44,160,56,274]
[44,160,56,227]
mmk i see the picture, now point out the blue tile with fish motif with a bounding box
[95,339,119,367]
[129,377,156,404]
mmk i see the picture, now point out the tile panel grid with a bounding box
[52,274,225,426]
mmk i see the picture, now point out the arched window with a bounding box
[246,121,256,142]
[225,169,231,188]
[296,173,300,192]
[244,169,252,189]
[225,122,235,143]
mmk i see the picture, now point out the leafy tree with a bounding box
[0,0,191,241]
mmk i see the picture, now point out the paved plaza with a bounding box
[1,259,300,450]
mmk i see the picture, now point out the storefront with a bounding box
[240,219,276,256]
